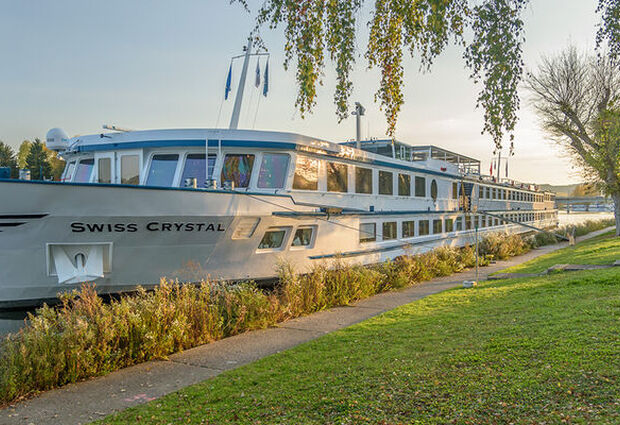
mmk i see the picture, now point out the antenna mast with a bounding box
[229,38,253,130]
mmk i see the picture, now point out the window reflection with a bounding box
[121,155,140,185]
[98,158,111,184]
[258,153,289,189]
[182,154,216,188]
[327,162,348,192]
[355,167,372,194]
[74,159,94,183]
[292,155,319,190]
[147,154,178,187]
[221,154,255,188]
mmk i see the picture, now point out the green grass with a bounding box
[502,231,620,274]
[100,270,620,424]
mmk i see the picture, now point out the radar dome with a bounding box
[45,128,70,152]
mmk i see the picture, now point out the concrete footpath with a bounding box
[0,228,613,425]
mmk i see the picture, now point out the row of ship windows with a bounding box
[359,212,556,243]
[62,152,550,203]
[479,186,554,203]
[254,212,557,251]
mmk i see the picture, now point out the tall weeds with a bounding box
[0,218,614,405]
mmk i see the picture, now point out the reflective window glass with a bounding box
[430,179,438,201]
[258,153,290,189]
[221,154,255,188]
[355,167,372,194]
[327,162,348,192]
[258,230,286,249]
[146,154,178,187]
[121,155,140,185]
[445,218,454,232]
[98,158,111,184]
[452,182,459,199]
[379,171,393,195]
[382,222,397,240]
[419,220,430,236]
[402,221,415,238]
[398,174,411,196]
[63,162,75,182]
[415,176,426,197]
[291,227,313,247]
[181,154,216,188]
[74,159,94,183]
[292,155,319,190]
[359,223,376,243]
[433,219,442,234]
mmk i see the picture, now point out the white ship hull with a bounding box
[0,178,555,308]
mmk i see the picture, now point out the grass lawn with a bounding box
[501,231,620,274]
[100,268,620,423]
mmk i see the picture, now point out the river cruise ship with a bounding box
[0,127,557,307]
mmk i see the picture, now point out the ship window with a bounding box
[63,162,76,182]
[147,154,178,187]
[258,229,286,249]
[398,174,411,196]
[98,158,111,184]
[291,227,314,247]
[430,179,438,201]
[485,187,490,198]
[258,153,290,189]
[415,176,426,197]
[433,219,442,234]
[379,171,393,195]
[359,223,376,243]
[455,217,463,231]
[445,218,454,232]
[327,162,348,192]
[402,220,415,238]
[292,155,319,190]
[181,154,216,188]
[121,155,140,185]
[355,167,373,194]
[465,215,472,230]
[74,159,94,183]
[382,222,397,240]
[419,220,430,236]
[452,182,459,199]
[221,154,255,188]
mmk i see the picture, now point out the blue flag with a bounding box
[255,59,261,88]
[263,60,269,97]
[225,63,232,100]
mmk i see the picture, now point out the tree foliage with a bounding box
[25,139,53,180]
[526,48,620,235]
[17,140,32,169]
[232,0,620,152]
[0,142,18,178]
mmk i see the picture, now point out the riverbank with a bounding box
[1,225,615,425]
[99,231,620,425]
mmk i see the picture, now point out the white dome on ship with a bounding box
[45,128,70,152]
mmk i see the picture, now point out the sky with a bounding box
[0,0,602,185]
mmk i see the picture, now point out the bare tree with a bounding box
[526,47,620,235]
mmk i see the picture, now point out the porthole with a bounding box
[430,179,438,201]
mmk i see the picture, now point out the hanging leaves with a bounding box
[229,1,610,152]
[464,0,527,154]
[596,0,620,63]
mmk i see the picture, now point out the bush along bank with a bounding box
[0,218,614,406]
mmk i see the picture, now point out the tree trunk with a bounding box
[614,192,620,237]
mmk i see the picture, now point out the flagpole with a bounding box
[229,38,253,130]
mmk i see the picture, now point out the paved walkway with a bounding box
[0,227,613,425]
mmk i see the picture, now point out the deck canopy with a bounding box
[340,139,481,175]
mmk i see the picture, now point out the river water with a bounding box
[1,211,615,337]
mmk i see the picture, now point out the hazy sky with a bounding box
[0,0,602,185]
